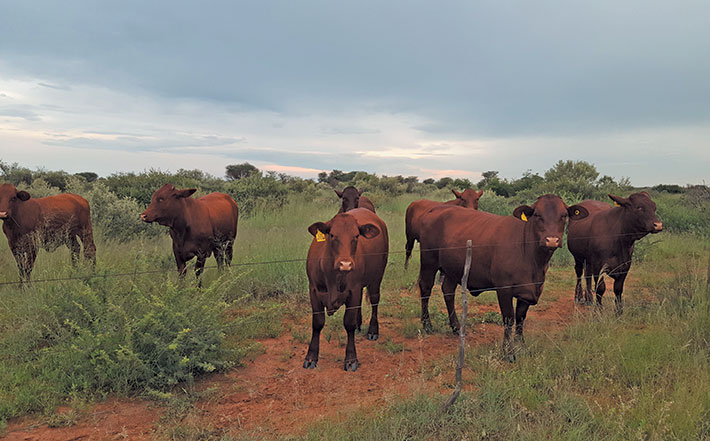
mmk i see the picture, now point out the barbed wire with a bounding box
[0,230,657,288]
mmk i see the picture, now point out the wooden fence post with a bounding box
[442,240,473,412]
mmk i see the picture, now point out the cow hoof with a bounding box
[451,326,460,335]
[502,351,516,363]
[367,333,379,341]
[303,359,318,369]
[422,321,433,334]
[344,360,360,372]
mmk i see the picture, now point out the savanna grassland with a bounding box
[0,160,709,440]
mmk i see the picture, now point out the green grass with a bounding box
[0,189,708,437]
[298,254,710,441]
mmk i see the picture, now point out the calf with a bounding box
[140,184,239,279]
[404,189,483,268]
[417,194,587,360]
[335,186,376,213]
[567,192,662,313]
[304,208,388,372]
[0,183,96,282]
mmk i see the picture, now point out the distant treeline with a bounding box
[1,159,708,239]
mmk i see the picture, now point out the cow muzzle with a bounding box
[140,213,150,222]
[337,260,353,272]
[544,236,561,248]
[0,211,8,220]
[652,221,663,233]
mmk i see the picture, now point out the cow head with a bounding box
[335,186,365,212]
[0,183,31,222]
[308,214,380,313]
[513,194,589,249]
[609,192,662,234]
[140,184,196,226]
[452,189,484,209]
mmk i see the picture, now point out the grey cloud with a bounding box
[2,1,709,136]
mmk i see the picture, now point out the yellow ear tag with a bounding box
[521,213,528,222]
[613,201,620,207]
[315,230,326,242]
[575,209,580,216]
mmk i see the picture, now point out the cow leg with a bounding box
[584,261,594,304]
[195,254,207,286]
[573,258,584,304]
[594,274,606,308]
[497,292,516,362]
[214,247,225,270]
[343,288,361,372]
[612,274,627,315]
[173,245,188,277]
[366,284,381,341]
[514,299,530,347]
[225,240,234,266]
[418,272,436,333]
[304,287,325,369]
[69,235,81,267]
[418,251,438,333]
[441,276,460,334]
[13,246,37,284]
[80,226,97,267]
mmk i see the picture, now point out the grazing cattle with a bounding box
[0,183,96,282]
[140,184,239,280]
[567,192,662,313]
[417,194,588,360]
[304,208,388,372]
[404,189,484,268]
[335,186,376,213]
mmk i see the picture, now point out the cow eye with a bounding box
[157,197,164,203]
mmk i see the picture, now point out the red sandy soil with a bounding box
[3,288,579,441]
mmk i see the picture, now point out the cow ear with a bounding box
[608,194,630,207]
[308,222,330,237]
[513,205,534,221]
[334,189,343,198]
[568,204,589,220]
[17,191,31,201]
[358,188,364,196]
[452,189,462,199]
[358,223,380,239]
[476,190,484,198]
[176,188,197,198]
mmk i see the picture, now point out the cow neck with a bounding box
[168,198,193,235]
[521,220,554,279]
[608,207,646,244]
[3,199,40,233]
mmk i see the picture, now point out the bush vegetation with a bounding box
[0,158,708,434]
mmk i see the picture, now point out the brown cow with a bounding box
[404,189,483,268]
[417,194,588,360]
[304,208,388,372]
[0,183,96,282]
[140,184,238,280]
[335,186,376,213]
[567,192,662,313]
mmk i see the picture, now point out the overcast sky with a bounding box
[0,1,708,185]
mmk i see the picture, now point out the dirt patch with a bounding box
[4,287,580,440]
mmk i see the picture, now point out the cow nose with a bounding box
[338,261,353,272]
[544,236,561,248]
[140,213,147,222]
[653,221,663,232]
[0,211,7,219]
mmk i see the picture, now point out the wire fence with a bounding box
[0,230,652,288]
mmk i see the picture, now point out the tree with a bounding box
[75,172,98,182]
[544,160,598,184]
[226,163,260,180]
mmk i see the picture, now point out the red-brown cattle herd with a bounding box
[0,183,662,370]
